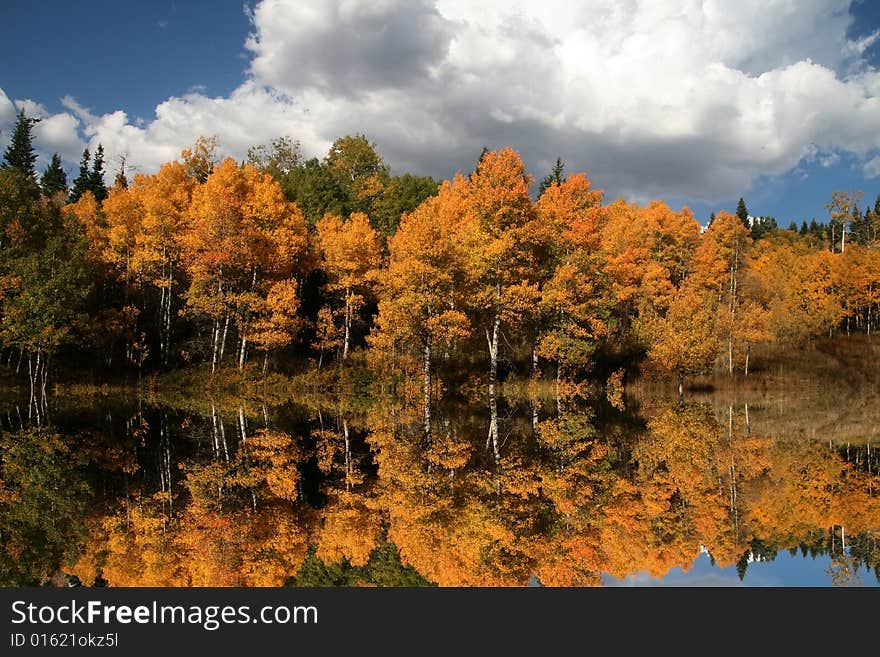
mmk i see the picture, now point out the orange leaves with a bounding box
[185,159,308,279]
[644,285,719,378]
[316,212,382,291]
[537,172,604,251]
[250,279,304,353]
[66,191,108,266]
[467,148,534,232]
[600,199,700,311]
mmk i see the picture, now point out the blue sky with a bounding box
[4,1,880,227]
[0,1,250,119]
[602,549,879,587]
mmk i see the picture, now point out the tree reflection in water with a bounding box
[1,386,878,587]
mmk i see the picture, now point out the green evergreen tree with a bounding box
[68,148,91,203]
[809,219,824,247]
[283,158,347,228]
[40,153,68,198]
[371,173,439,236]
[799,221,809,236]
[750,215,777,240]
[2,109,40,181]
[89,144,108,202]
[850,205,869,246]
[538,157,566,196]
[735,197,750,230]
[736,551,750,581]
[708,211,716,227]
[470,146,490,179]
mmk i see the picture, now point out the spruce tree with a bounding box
[68,148,91,203]
[2,109,40,181]
[89,144,108,202]
[735,197,750,230]
[799,221,808,236]
[708,211,716,227]
[40,153,68,198]
[538,157,565,195]
[788,221,797,232]
[750,215,777,240]
[850,205,868,246]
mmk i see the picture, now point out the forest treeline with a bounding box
[2,109,880,400]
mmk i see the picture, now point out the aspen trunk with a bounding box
[343,288,352,361]
[210,319,220,374]
[343,419,351,492]
[219,314,230,365]
[486,313,500,462]
[237,335,247,371]
[238,406,247,442]
[162,264,173,366]
[423,336,432,438]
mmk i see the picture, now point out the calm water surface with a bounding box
[1,385,877,587]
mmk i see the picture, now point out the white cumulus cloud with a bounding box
[3,0,880,203]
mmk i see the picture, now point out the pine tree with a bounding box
[788,221,798,232]
[850,205,869,246]
[68,148,91,203]
[89,144,108,202]
[799,221,808,236]
[708,211,716,227]
[735,197,750,230]
[750,215,777,240]
[2,109,40,181]
[40,153,68,198]
[538,157,565,196]
[469,146,490,179]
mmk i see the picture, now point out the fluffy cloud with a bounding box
[4,0,880,203]
[241,0,880,200]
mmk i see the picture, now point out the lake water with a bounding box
[1,383,878,587]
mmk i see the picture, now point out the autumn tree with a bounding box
[826,191,863,254]
[691,210,752,374]
[181,158,309,371]
[246,136,302,181]
[371,180,473,433]
[181,135,220,183]
[534,173,610,378]
[315,212,383,361]
[462,149,542,412]
[643,285,719,398]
